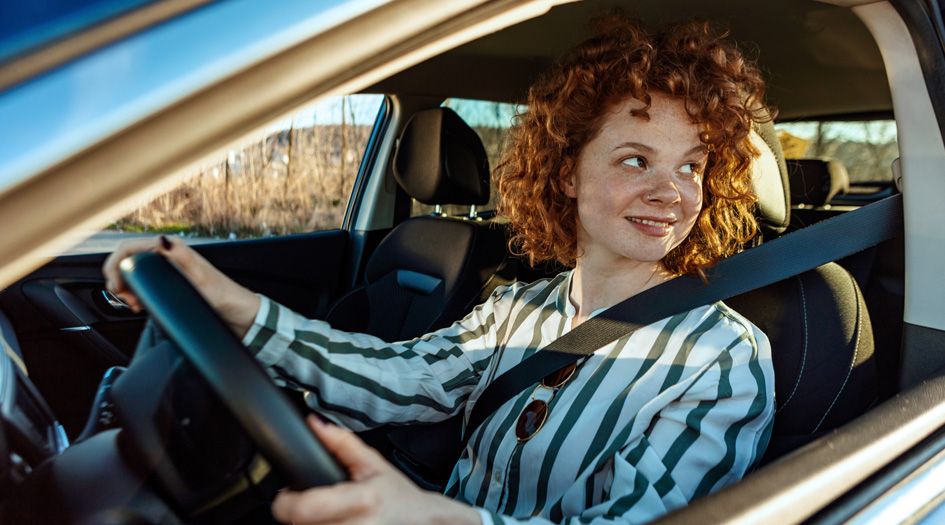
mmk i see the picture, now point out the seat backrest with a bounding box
[787,159,902,401]
[726,263,875,462]
[788,157,850,207]
[786,158,851,232]
[326,108,514,341]
[727,123,877,464]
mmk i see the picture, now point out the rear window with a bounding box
[775,120,899,184]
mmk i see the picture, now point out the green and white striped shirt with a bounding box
[244,271,774,525]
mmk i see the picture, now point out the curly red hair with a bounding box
[495,16,773,277]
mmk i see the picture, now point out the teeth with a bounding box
[630,218,670,227]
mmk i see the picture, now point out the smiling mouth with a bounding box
[628,217,673,228]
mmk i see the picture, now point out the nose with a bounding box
[645,170,681,205]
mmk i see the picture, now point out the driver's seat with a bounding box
[325,107,515,341]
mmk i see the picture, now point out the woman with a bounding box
[103,17,774,525]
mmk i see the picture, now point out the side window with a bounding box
[409,98,521,218]
[109,94,385,242]
[775,120,899,186]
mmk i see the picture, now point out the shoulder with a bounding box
[489,271,569,306]
[667,303,774,411]
[673,301,771,368]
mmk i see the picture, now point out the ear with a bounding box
[558,164,577,198]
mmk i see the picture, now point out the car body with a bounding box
[2,0,945,523]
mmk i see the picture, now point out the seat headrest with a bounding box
[393,108,490,206]
[787,158,850,206]
[750,120,791,237]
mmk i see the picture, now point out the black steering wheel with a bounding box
[119,251,347,490]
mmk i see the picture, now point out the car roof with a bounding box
[367,0,891,120]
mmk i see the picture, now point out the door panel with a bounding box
[197,230,349,319]
[0,229,351,438]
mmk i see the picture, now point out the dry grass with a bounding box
[112,121,372,239]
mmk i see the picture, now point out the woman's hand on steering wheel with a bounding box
[271,416,481,525]
[102,235,260,337]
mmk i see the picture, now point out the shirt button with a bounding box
[494,470,502,482]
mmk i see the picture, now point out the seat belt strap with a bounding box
[463,193,904,444]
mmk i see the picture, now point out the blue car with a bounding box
[0,0,942,523]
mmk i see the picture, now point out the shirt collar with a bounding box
[557,269,576,317]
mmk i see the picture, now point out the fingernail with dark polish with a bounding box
[160,235,172,250]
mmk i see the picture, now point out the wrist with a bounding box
[217,286,261,337]
[423,493,482,525]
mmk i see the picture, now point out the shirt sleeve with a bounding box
[474,324,774,525]
[240,291,505,431]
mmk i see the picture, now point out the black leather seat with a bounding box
[788,158,850,209]
[785,157,902,400]
[325,108,515,341]
[785,157,850,236]
[785,157,851,234]
[726,125,877,464]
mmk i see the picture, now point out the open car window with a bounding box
[776,119,899,202]
[62,94,385,255]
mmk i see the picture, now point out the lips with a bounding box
[627,216,675,236]
[629,217,672,227]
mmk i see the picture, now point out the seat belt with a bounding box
[463,193,904,445]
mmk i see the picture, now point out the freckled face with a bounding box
[560,93,706,270]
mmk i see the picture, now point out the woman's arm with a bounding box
[102,235,505,430]
[241,293,502,430]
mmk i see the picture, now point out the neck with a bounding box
[568,260,674,327]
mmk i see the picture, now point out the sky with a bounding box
[265,96,522,130]
[266,94,386,129]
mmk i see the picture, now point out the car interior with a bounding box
[0,0,941,523]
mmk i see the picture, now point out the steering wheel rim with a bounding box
[119,251,347,490]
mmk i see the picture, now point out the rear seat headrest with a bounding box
[787,158,850,206]
[750,119,791,237]
[393,108,490,206]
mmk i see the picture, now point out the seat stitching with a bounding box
[813,275,862,433]
[777,276,808,413]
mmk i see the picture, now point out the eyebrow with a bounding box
[613,142,706,157]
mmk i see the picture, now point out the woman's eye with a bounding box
[680,163,702,176]
[622,156,646,169]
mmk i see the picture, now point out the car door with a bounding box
[0,0,547,447]
[0,237,334,437]
[0,93,393,438]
